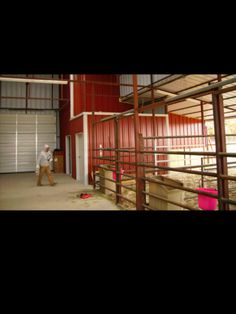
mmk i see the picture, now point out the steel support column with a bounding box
[51,74,54,109]
[151,74,157,175]
[92,83,96,189]
[25,83,29,114]
[115,118,121,204]
[212,91,229,210]
[133,75,145,210]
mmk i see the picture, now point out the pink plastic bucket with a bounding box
[112,169,124,181]
[196,188,218,210]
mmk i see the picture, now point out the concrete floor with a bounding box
[0,173,120,210]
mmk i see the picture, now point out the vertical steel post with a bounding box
[200,101,205,145]
[184,147,186,166]
[83,75,86,112]
[25,83,29,114]
[200,101,205,187]
[92,83,96,190]
[0,81,1,108]
[151,74,156,175]
[201,157,204,188]
[115,118,121,204]
[51,74,54,109]
[133,75,145,210]
[212,88,229,210]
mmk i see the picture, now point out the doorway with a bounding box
[76,133,84,184]
[65,135,72,175]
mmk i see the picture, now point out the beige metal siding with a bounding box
[1,76,59,110]
[0,114,17,172]
[0,113,56,173]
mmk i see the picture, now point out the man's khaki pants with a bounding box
[37,166,54,186]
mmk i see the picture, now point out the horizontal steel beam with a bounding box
[93,109,135,124]
[143,176,218,199]
[140,150,216,156]
[143,191,199,211]
[0,107,58,111]
[0,76,68,85]
[139,77,236,113]
[0,96,68,101]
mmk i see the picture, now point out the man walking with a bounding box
[36,144,55,186]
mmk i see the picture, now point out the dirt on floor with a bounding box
[0,173,120,210]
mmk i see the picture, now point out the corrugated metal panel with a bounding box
[66,112,208,183]
[2,74,27,77]
[37,114,57,154]
[73,75,132,114]
[138,75,151,87]
[0,132,16,144]
[37,124,56,133]
[28,83,51,109]
[53,84,59,109]
[0,123,17,133]
[31,74,53,79]
[152,74,170,83]
[119,75,151,97]
[1,82,26,108]
[169,113,203,149]
[32,111,56,115]
[69,116,84,178]
[120,75,133,97]
[37,115,56,124]
[37,133,56,142]
[160,75,216,93]
[18,134,35,146]
[1,79,59,110]
[18,124,36,134]
[18,115,36,124]
[73,75,84,115]
[87,114,168,183]
[0,113,56,173]
[0,110,56,115]
[0,114,16,123]
[168,101,195,112]
[0,114,16,172]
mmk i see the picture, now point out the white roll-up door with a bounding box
[0,114,17,173]
[0,114,56,173]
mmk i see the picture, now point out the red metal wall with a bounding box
[74,74,86,116]
[59,75,206,183]
[69,117,83,179]
[169,113,204,149]
[88,113,205,183]
[60,112,205,183]
[59,104,83,178]
[59,75,70,173]
[74,74,133,114]
[60,74,133,179]
[88,114,168,183]
[60,76,84,177]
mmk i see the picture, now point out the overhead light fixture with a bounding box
[0,76,68,85]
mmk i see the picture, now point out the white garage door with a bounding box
[0,114,56,173]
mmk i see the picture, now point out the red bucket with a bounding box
[112,169,124,181]
[196,188,218,210]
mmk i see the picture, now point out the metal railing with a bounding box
[91,75,236,210]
